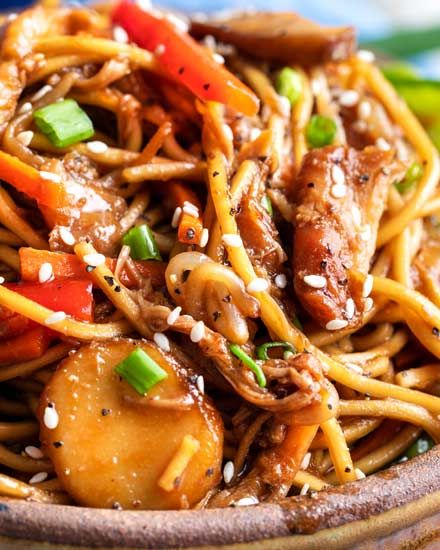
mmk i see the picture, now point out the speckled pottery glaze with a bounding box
[0,446,439,549]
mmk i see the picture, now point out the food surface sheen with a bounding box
[39,339,223,509]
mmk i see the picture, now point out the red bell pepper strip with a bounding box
[0,326,52,366]
[3,279,93,322]
[19,248,166,288]
[0,150,67,209]
[112,0,260,116]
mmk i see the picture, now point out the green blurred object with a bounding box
[403,435,434,460]
[363,26,440,58]
[275,67,302,107]
[394,162,423,194]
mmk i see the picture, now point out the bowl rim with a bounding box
[0,445,438,548]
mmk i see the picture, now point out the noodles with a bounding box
[0,0,439,510]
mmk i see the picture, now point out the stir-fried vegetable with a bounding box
[256,341,296,361]
[306,115,337,148]
[394,162,423,194]
[112,0,259,116]
[122,225,162,261]
[229,344,266,387]
[398,434,434,462]
[275,67,302,106]
[39,340,223,509]
[34,99,94,148]
[0,150,67,208]
[0,326,51,366]
[115,348,168,395]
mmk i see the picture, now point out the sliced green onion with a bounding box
[229,344,266,388]
[262,194,273,217]
[275,67,302,107]
[306,115,337,148]
[292,316,303,331]
[34,99,94,148]
[394,162,423,194]
[115,348,168,395]
[256,341,296,361]
[404,435,434,460]
[122,224,162,261]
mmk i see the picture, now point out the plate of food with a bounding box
[0,1,439,549]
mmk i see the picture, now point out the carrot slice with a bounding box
[0,326,51,366]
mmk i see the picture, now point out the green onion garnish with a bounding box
[306,115,337,148]
[256,341,296,361]
[394,162,423,194]
[404,435,434,459]
[292,315,303,331]
[275,67,302,107]
[34,99,94,148]
[229,344,266,388]
[115,348,168,395]
[262,194,273,217]
[122,224,162,261]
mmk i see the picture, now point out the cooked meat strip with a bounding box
[293,145,406,329]
[191,12,355,65]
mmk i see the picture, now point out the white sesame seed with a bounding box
[0,277,4,284]
[153,332,170,352]
[30,85,52,102]
[351,205,362,228]
[300,483,310,496]
[29,472,48,484]
[358,100,372,120]
[183,200,199,212]
[364,297,374,312]
[165,13,189,33]
[154,44,166,56]
[86,140,109,154]
[25,446,44,459]
[213,52,225,64]
[274,273,287,289]
[345,298,355,320]
[16,130,34,146]
[246,278,269,293]
[357,50,375,63]
[39,171,61,183]
[167,306,182,326]
[38,262,53,284]
[43,404,59,429]
[303,274,326,289]
[83,253,106,267]
[326,319,349,331]
[355,467,366,480]
[182,204,199,218]
[362,275,374,298]
[169,274,178,284]
[376,137,391,151]
[222,124,234,142]
[223,461,234,484]
[190,321,205,343]
[199,228,209,248]
[44,311,67,325]
[235,496,259,506]
[300,452,311,470]
[359,225,371,242]
[196,375,205,394]
[339,90,359,107]
[331,164,345,186]
[18,102,32,114]
[347,362,364,375]
[171,207,182,228]
[222,234,243,248]
[113,25,129,43]
[331,184,347,199]
[59,227,75,246]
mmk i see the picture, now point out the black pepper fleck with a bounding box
[223,294,231,303]
[101,408,111,416]
[206,468,214,477]
[203,83,210,91]
[53,441,63,448]
[114,285,121,293]
[344,467,351,473]
[178,66,185,74]
[359,174,370,183]
[213,311,221,321]
[104,275,114,287]
[86,265,95,272]
[186,228,196,240]
[433,327,440,337]
[307,182,315,188]
[320,260,327,270]
[212,171,219,177]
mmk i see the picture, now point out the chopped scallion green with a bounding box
[34,99,94,148]
[404,435,434,460]
[115,348,168,395]
[229,344,266,388]
[262,194,273,217]
[306,115,337,148]
[122,224,162,261]
[394,162,423,194]
[256,341,296,361]
[292,316,303,331]
[275,67,302,107]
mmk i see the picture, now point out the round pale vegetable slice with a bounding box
[39,339,223,510]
